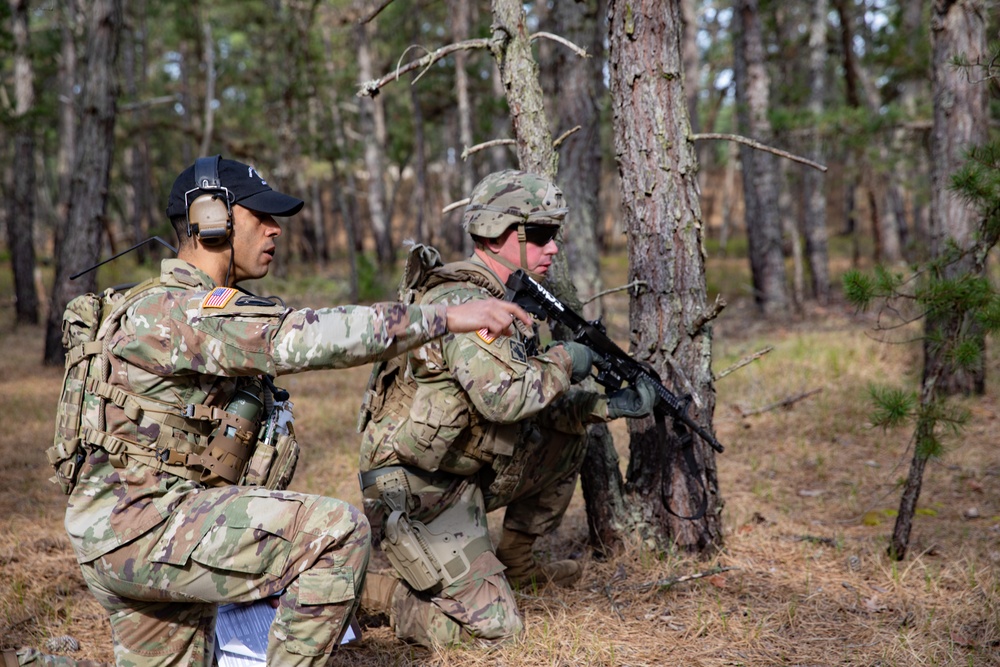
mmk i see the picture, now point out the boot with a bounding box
[495,529,581,590]
[359,571,399,622]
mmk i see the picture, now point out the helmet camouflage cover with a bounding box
[462,170,568,239]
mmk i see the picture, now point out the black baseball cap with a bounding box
[165,155,304,218]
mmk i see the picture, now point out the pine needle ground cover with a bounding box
[1,257,997,666]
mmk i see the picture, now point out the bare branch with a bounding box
[359,0,394,25]
[120,95,180,112]
[714,346,773,381]
[441,197,471,215]
[691,133,828,172]
[553,125,582,149]
[665,353,702,409]
[582,280,648,305]
[688,294,727,336]
[529,31,589,59]
[461,138,516,160]
[357,38,492,97]
[741,388,823,418]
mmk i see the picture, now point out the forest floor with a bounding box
[1,251,998,666]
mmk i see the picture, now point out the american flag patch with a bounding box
[476,327,497,344]
[202,287,238,309]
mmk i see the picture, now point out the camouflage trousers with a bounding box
[369,427,586,647]
[43,486,368,666]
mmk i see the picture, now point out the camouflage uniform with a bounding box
[31,258,453,667]
[358,253,613,647]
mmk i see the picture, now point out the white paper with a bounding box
[214,600,358,667]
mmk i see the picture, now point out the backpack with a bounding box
[47,278,161,494]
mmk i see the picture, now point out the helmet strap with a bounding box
[474,223,545,282]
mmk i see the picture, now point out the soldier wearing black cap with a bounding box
[6,157,530,667]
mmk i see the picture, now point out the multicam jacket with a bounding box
[65,258,450,563]
[359,256,611,477]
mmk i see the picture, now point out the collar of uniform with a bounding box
[160,258,216,289]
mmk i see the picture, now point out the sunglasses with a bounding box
[523,225,559,246]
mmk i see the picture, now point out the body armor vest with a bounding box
[49,276,297,494]
[358,245,531,475]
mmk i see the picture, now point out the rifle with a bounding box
[504,269,724,454]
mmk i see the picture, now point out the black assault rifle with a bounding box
[505,269,724,454]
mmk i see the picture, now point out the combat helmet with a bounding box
[463,170,568,238]
[463,170,568,280]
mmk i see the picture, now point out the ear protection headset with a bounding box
[185,155,234,246]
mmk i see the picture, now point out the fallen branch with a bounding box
[741,387,823,417]
[715,346,774,381]
[625,566,738,593]
[691,133,827,172]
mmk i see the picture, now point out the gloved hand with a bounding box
[607,377,657,419]
[557,341,597,383]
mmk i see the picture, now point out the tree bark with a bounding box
[802,0,831,304]
[354,20,394,267]
[733,0,789,316]
[489,0,557,178]
[56,0,80,259]
[607,0,722,553]
[926,0,988,395]
[550,0,606,321]
[451,0,476,257]
[44,0,123,365]
[122,0,153,264]
[833,0,905,266]
[7,0,41,325]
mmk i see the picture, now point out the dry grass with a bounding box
[1,256,998,667]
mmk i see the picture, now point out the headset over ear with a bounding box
[185,155,233,246]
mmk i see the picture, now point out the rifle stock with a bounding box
[505,270,724,454]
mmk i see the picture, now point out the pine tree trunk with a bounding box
[607,0,723,553]
[550,0,606,321]
[451,0,476,257]
[8,0,40,326]
[489,0,557,178]
[733,0,789,316]
[802,0,831,304]
[927,0,988,396]
[44,0,123,365]
[355,21,394,267]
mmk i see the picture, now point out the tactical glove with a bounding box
[607,377,657,419]
[557,341,597,383]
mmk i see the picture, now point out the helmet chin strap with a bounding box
[475,223,546,282]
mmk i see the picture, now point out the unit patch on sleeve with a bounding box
[201,287,238,309]
[509,339,527,365]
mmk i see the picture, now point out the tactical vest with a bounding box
[48,276,298,494]
[358,245,528,475]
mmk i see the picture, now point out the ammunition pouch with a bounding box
[242,400,300,491]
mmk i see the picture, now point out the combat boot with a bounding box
[359,571,400,620]
[495,529,581,590]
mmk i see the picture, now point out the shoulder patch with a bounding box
[201,287,238,309]
[476,327,498,344]
[509,339,527,365]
